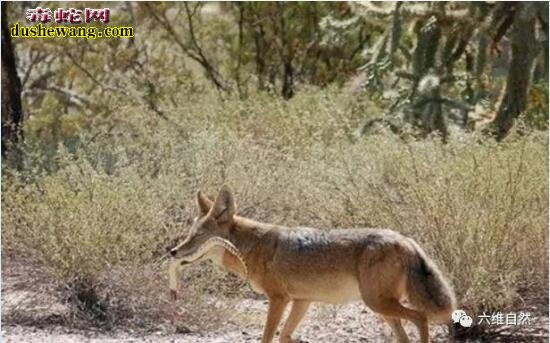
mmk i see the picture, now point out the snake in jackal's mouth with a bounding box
[168,236,247,298]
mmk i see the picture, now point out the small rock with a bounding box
[175,325,191,334]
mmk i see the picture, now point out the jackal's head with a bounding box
[168,186,246,272]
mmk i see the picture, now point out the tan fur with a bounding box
[170,186,456,343]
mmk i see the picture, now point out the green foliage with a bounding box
[10,1,548,146]
[523,82,549,131]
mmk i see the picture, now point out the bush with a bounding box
[2,89,548,329]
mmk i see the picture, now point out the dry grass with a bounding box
[2,88,548,330]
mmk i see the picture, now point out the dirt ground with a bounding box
[1,262,547,342]
[1,300,449,343]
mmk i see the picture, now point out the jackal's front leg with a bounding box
[261,296,289,343]
[280,300,311,343]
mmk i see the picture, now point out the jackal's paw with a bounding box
[279,337,308,343]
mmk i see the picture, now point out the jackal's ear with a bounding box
[196,190,214,215]
[210,185,235,223]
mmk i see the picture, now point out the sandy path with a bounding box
[2,262,546,342]
[2,295,451,342]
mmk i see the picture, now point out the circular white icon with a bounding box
[452,309,467,323]
[460,315,473,327]
[452,309,473,327]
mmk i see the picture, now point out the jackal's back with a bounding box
[257,227,412,303]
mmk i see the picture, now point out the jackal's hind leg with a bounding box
[279,300,311,343]
[383,316,410,343]
[364,298,429,343]
[262,296,289,343]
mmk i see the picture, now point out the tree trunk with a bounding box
[533,6,548,83]
[254,25,267,91]
[235,3,245,99]
[1,2,24,157]
[278,3,294,100]
[473,33,489,100]
[493,3,538,140]
[282,60,294,100]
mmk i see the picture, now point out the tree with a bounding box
[354,2,548,140]
[492,2,545,140]
[236,3,368,98]
[1,2,24,157]
[355,2,478,140]
[145,3,228,93]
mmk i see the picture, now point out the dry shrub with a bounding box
[310,134,548,313]
[2,88,547,329]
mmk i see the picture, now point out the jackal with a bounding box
[169,186,456,343]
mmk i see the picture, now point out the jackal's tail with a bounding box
[406,240,456,323]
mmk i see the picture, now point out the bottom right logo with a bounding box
[451,309,532,327]
[452,309,473,327]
